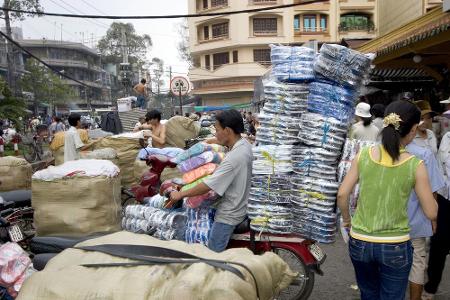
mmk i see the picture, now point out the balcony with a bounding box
[338,22,375,33]
[253,30,278,36]
[249,0,278,5]
[42,58,89,69]
[295,27,328,34]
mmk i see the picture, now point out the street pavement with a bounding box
[309,235,450,299]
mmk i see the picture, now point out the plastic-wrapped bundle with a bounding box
[182,163,217,184]
[143,194,166,209]
[314,44,372,88]
[248,203,292,234]
[272,62,315,82]
[122,205,187,240]
[249,175,292,205]
[252,145,293,174]
[185,207,216,246]
[262,80,309,117]
[292,221,336,244]
[256,113,301,145]
[292,146,338,181]
[172,143,225,164]
[298,113,348,152]
[307,81,357,122]
[270,45,316,65]
[177,151,224,173]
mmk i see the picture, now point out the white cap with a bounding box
[355,102,372,118]
[440,97,450,104]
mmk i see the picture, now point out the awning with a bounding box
[193,102,252,112]
[369,67,432,82]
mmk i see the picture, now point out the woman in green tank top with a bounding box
[337,100,437,300]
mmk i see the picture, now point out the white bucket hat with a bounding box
[355,102,372,118]
[440,96,450,104]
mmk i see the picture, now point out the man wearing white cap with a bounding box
[350,102,380,142]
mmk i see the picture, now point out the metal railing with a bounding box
[338,22,375,33]
[294,27,328,33]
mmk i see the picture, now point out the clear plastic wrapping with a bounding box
[185,207,216,246]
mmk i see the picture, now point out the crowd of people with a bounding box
[339,95,450,300]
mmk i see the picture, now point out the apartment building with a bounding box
[20,39,113,110]
[187,0,379,106]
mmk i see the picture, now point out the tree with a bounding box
[151,57,165,96]
[176,19,192,66]
[97,22,152,66]
[0,78,26,130]
[1,0,43,95]
[20,60,73,115]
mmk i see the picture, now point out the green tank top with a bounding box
[350,146,423,243]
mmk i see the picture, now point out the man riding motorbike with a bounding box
[167,109,253,252]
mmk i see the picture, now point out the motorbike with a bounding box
[0,190,34,249]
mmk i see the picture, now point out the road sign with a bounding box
[170,76,190,96]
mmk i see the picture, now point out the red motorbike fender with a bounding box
[270,241,317,265]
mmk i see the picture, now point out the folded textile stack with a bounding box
[262,80,309,118]
[171,143,224,245]
[270,45,316,82]
[122,204,187,241]
[314,43,372,88]
[338,138,377,216]
[249,146,294,233]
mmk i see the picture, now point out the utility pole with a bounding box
[119,27,131,97]
[2,0,17,95]
[169,66,175,116]
[60,24,63,42]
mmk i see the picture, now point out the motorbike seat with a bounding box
[0,190,31,208]
[233,217,250,234]
[30,233,109,254]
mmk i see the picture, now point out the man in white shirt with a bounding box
[414,100,438,155]
[64,113,93,162]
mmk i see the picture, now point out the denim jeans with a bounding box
[136,95,146,109]
[349,236,413,300]
[208,222,235,252]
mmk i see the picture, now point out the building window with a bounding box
[203,26,209,40]
[203,0,208,9]
[213,52,229,69]
[303,14,316,32]
[193,56,201,68]
[339,14,374,32]
[253,18,277,35]
[233,50,238,63]
[253,49,271,65]
[212,22,229,38]
[294,14,328,32]
[211,0,227,7]
[205,54,211,70]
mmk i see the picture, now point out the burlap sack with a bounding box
[80,148,119,167]
[52,147,65,166]
[165,116,200,148]
[32,176,121,237]
[0,157,32,192]
[50,130,89,151]
[133,159,148,184]
[94,137,141,187]
[17,231,296,300]
[161,167,183,183]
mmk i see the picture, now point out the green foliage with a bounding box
[0,78,26,130]
[20,60,74,113]
[97,22,152,65]
[0,0,43,21]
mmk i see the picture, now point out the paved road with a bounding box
[309,236,450,299]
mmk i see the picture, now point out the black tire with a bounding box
[272,247,315,300]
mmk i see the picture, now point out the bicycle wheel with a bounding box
[272,247,315,300]
[22,143,37,163]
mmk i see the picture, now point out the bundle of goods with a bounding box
[338,138,377,216]
[256,113,301,146]
[0,243,36,298]
[135,147,185,183]
[0,157,32,192]
[137,147,183,161]
[164,116,200,148]
[314,43,372,88]
[122,204,187,241]
[18,231,296,300]
[80,148,119,166]
[252,145,293,174]
[297,113,348,153]
[249,146,293,233]
[307,82,357,123]
[94,132,142,187]
[32,159,121,236]
[270,45,316,82]
[289,44,373,243]
[290,177,339,243]
[292,146,338,181]
[172,143,225,245]
[262,80,309,118]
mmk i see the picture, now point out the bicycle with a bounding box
[21,125,50,164]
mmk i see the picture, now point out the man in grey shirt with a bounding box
[168,109,253,252]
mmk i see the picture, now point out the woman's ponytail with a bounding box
[381,125,401,161]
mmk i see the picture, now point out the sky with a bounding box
[6,0,190,88]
